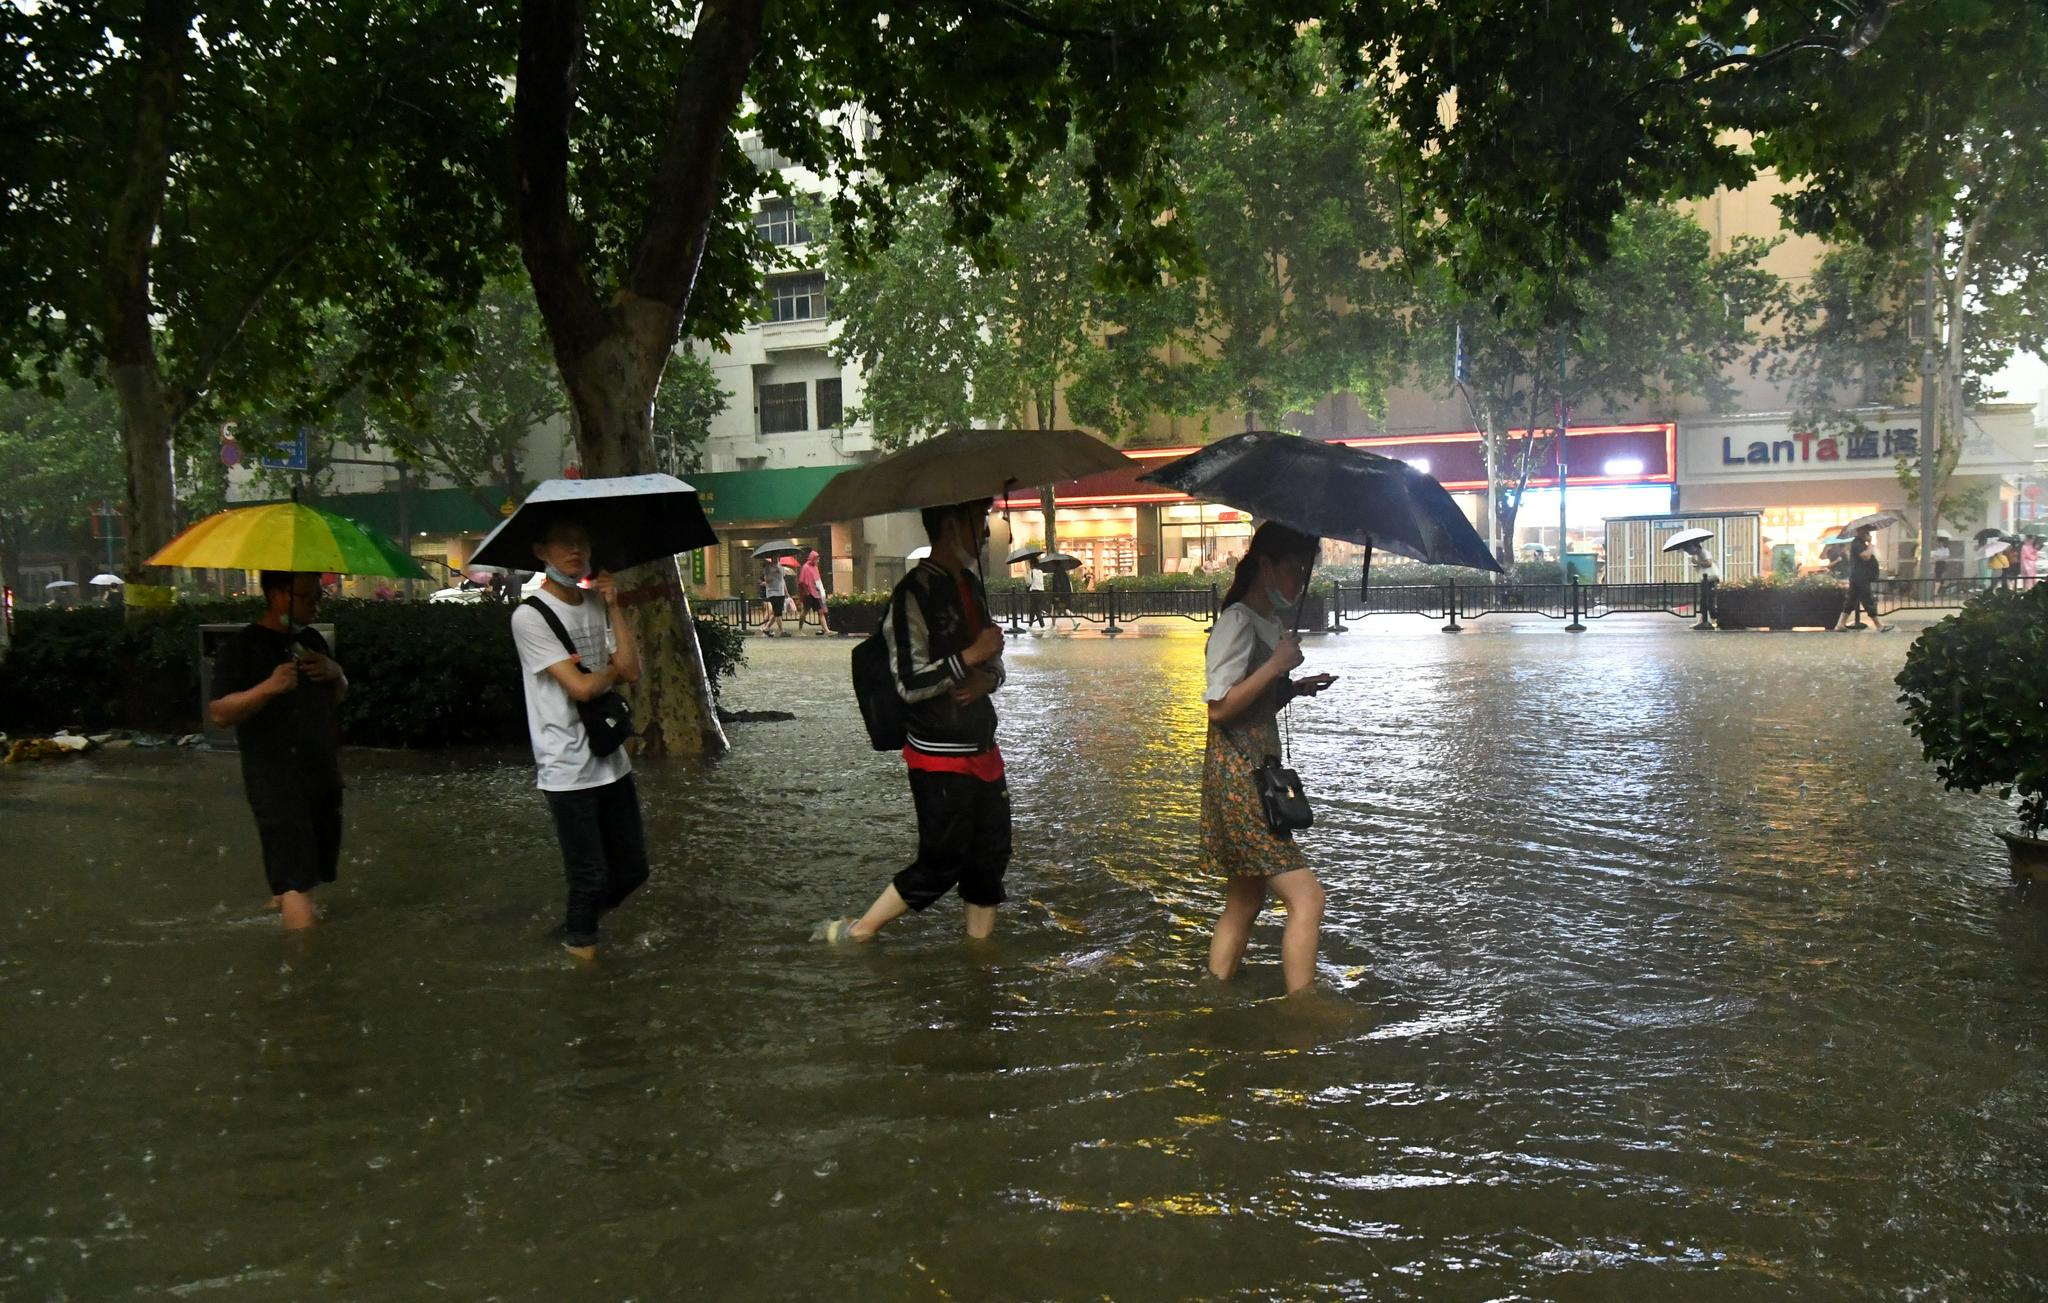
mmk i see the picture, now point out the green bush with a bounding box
[0,599,743,747]
[1895,584,2048,836]
[826,589,894,609]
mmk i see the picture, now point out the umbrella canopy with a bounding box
[469,474,717,573]
[1660,528,1715,553]
[1843,510,1904,533]
[751,539,805,560]
[1137,431,1501,571]
[1982,540,2012,559]
[1038,551,1082,572]
[792,428,1131,528]
[906,545,932,561]
[148,502,428,579]
[1973,527,2009,545]
[1006,544,1046,566]
[45,579,78,589]
[777,556,800,570]
[88,573,124,586]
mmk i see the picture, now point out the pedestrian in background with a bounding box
[799,549,833,635]
[1026,560,1046,627]
[1848,524,1888,631]
[760,558,789,636]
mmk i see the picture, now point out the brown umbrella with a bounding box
[791,428,1130,527]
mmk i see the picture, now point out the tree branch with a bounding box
[514,0,609,361]
[628,0,771,319]
[101,0,192,369]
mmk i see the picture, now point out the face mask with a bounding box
[544,563,584,587]
[1265,584,1296,615]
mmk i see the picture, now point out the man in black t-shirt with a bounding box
[209,571,349,929]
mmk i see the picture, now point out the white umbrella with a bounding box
[906,545,932,561]
[45,579,78,590]
[88,573,124,586]
[1659,528,1714,553]
[1843,509,1905,532]
[1982,540,2012,560]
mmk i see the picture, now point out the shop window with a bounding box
[817,377,844,428]
[759,381,808,434]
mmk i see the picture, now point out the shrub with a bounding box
[1729,572,1844,594]
[0,599,743,746]
[1895,584,2048,836]
[825,589,894,609]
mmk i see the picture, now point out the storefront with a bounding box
[689,465,921,598]
[1675,406,2037,577]
[999,424,1678,578]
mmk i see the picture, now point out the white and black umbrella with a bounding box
[469,474,717,573]
[1660,528,1715,553]
[1842,510,1905,533]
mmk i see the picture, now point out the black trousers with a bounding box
[250,787,343,896]
[1697,576,1718,625]
[1849,578,1880,622]
[1027,591,1045,625]
[893,768,1012,910]
[544,774,649,946]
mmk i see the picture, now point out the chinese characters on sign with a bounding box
[1721,428,1917,467]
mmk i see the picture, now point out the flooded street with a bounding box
[4,622,2045,1300]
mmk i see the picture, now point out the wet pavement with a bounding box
[3,620,2045,1300]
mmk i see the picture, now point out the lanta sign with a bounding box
[1721,426,1918,467]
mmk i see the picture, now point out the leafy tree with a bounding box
[1757,2,2048,541]
[0,382,126,592]
[652,350,729,481]
[1421,203,1779,560]
[1142,33,1410,433]
[829,150,1143,552]
[0,0,504,595]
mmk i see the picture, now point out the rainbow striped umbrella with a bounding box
[148,501,429,579]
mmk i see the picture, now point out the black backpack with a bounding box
[851,622,906,751]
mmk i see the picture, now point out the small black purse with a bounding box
[522,597,635,757]
[1253,754,1313,834]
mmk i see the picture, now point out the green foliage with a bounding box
[1729,572,1848,593]
[1099,571,1219,592]
[0,383,125,567]
[1418,202,1778,555]
[0,601,743,745]
[1895,585,2048,835]
[825,590,895,609]
[653,350,729,479]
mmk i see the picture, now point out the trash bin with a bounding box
[198,623,335,751]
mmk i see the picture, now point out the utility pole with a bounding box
[1556,332,1570,582]
[1918,214,1940,577]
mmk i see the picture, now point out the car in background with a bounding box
[428,573,538,604]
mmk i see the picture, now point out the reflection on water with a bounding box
[5,623,2047,1299]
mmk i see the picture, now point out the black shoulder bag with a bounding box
[521,596,634,757]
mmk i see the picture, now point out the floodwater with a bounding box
[4,619,2045,1301]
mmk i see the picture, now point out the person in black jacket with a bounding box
[818,498,1009,943]
[1847,524,1888,631]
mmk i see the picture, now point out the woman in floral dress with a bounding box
[1201,523,1337,993]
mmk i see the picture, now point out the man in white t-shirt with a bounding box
[510,519,646,961]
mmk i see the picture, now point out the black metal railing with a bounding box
[696,576,2012,635]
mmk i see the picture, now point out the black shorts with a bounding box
[802,592,824,613]
[893,767,1011,909]
[251,788,343,896]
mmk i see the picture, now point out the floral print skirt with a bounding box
[1199,720,1308,880]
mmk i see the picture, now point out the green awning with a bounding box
[689,466,843,526]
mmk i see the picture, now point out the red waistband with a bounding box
[903,744,1005,781]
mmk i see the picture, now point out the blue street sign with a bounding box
[260,431,309,471]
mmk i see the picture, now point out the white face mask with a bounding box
[1265,584,1296,615]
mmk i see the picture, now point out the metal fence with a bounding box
[696,577,2012,636]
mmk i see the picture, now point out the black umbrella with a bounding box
[470,474,718,573]
[1006,544,1046,566]
[1037,551,1082,571]
[1973,527,2009,545]
[1138,432,1500,570]
[750,539,805,560]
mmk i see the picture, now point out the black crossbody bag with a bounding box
[521,596,634,757]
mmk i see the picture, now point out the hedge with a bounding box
[0,600,745,748]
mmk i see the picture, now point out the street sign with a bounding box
[259,431,309,471]
[219,438,241,468]
[690,550,706,584]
